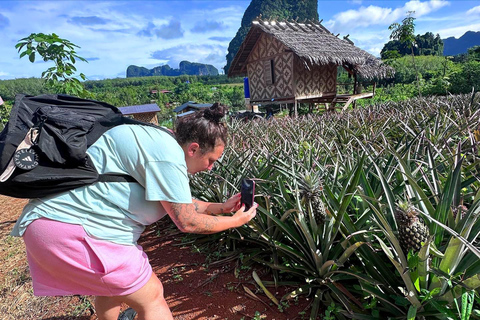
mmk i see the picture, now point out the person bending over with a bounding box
[11,103,257,320]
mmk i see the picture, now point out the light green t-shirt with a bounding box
[11,124,192,245]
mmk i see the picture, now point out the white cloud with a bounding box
[321,0,452,57]
[0,1,231,79]
[349,30,392,57]
[327,0,449,33]
[438,23,480,38]
[7,0,479,80]
[467,6,480,15]
[328,6,394,29]
[403,0,450,16]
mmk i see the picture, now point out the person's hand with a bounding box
[222,193,242,213]
[233,203,258,225]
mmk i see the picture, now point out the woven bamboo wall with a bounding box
[246,34,294,102]
[131,113,158,125]
[294,56,337,99]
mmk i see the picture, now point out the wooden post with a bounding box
[294,100,298,117]
[353,73,358,109]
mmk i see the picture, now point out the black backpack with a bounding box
[0,94,171,199]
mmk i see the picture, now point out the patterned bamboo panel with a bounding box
[294,56,337,98]
[248,33,286,62]
[132,113,158,125]
[247,34,294,102]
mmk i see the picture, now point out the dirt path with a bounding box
[0,195,310,319]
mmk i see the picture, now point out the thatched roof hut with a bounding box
[228,18,393,112]
[229,18,392,80]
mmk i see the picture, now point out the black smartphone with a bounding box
[241,179,255,210]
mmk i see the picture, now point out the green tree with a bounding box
[16,33,91,98]
[223,85,245,110]
[467,45,480,61]
[0,100,12,128]
[388,11,421,96]
[381,50,402,60]
[381,32,443,58]
[0,78,46,102]
[449,60,480,94]
[415,32,443,56]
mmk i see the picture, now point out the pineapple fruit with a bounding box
[394,201,429,253]
[298,172,326,224]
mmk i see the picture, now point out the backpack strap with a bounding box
[97,174,137,183]
[98,119,177,184]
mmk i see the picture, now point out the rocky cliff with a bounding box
[443,31,480,56]
[126,61,218,77]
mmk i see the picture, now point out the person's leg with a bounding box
[112,273,173,320]
[95,296,122,320]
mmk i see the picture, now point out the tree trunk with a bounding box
[411,47,422,98]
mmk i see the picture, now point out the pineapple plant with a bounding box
[298,172,326,224]
[394,201,429,253]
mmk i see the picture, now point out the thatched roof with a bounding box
[228,18,393,80]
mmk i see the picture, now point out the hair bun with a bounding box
[204,102,227,123]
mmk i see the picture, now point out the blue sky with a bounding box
[0,0,479,81]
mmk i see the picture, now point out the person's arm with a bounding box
[192,193,241,216]
[192,199,224,215]
[161,200,256,234]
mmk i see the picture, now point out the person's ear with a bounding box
[187,142,200,157]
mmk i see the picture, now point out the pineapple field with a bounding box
[186,93,480,319]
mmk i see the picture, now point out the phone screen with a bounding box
[241,179,255,210]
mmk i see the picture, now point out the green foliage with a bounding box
[84,74,242,91]
[0,100,12,128]
[355,83,418,107]
[385,55,452,84]
[381,50,402,60]
[0,78,47,102]
[85,75,245,121]
[449,61,480,94]
[375,55,479,97]
[15,33,90,98]
[388,12,416,50]
[467,46,480,62]
[388,11,422,96]
[0,74,245,124]
[415,32,444,56]
[0,77,48,126]
[381,32,443,59]
[186,93,480,318]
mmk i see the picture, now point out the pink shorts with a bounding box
[23,218,152,296]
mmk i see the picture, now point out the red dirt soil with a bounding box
[0,195,311,320]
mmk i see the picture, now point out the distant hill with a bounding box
[127,61,218,78]
[224,0,318,74]
[443,31,480,56]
